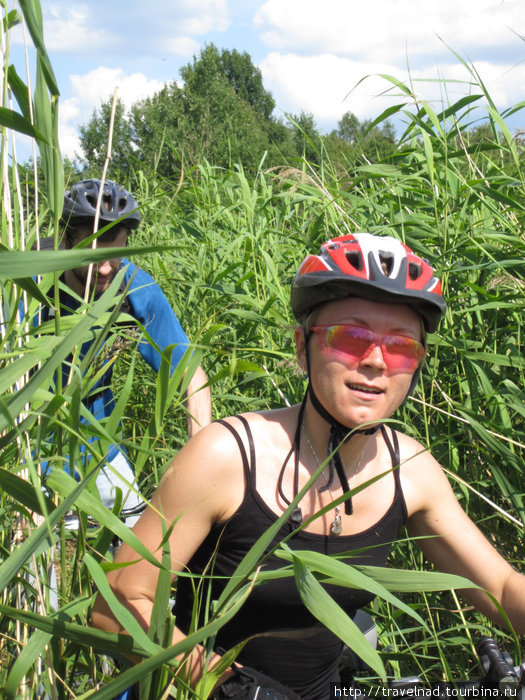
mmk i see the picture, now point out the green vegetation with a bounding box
[77,43,398,180]
[1,1,524,697]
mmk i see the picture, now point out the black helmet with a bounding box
[291,233,446,332]
[62,179,141,230]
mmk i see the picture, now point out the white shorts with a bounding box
[95,451,146,528]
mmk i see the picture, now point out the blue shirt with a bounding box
[40,259,190,468]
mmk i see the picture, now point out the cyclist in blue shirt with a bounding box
[47,178,211,524]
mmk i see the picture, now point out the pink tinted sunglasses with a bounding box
[309,324,425,372]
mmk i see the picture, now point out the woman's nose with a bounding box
[360,343,387,369]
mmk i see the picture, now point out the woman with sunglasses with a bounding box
[92,233,525,700]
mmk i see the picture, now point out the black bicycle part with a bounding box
[347,636,523,697]
[477,636,521,692]
[211,663,301,699]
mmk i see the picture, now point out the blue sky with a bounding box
[10,0,525,161]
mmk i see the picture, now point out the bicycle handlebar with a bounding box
[354,637,524,696]
[476,637,522,692]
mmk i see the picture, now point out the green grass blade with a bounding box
[292,555,386,679]
[0,106,47,140]
[5,596,92,698]
[84,553,161,656]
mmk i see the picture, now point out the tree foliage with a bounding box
[288,111,322,163]
[323,111,397,167]
[77,44,522,185]
[78,97,137,178]
[132,47,272,177]
[76,44,401,180]
[78,45,283,178]
[180,44,275,120]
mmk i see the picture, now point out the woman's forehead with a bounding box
[314,297,422,333]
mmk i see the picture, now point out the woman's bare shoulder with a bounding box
[394,429,436,468]
[162,418,249,481]
[392,428,453,511]
[157,410,293,517]
[154,419,251,521]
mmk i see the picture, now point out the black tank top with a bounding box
[174,417,408,700]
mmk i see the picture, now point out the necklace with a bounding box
[302,421,368,535]
[302,423,329,487]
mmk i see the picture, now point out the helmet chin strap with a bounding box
[303,337,380,515]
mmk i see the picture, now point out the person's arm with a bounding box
[91,420,244,685]
[401,436,525,633]
[124,264,212,433]
[183,364,211,437]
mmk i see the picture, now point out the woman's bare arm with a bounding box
[91,419,246,684]
[401,435,525,633]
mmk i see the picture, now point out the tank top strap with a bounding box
[214,416,256,489]
[380,424,401,488]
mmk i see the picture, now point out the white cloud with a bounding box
[260,52,525,129]
[175,0,230,34]
[44,5,111,53]
[254,0,525,130]
[159,0,229,32]
[68,67,164,109]
[59,67,164,159]
[38,1,229,57]
[254,0,523,62]
[260,53,386,122]
[162,36,202,57]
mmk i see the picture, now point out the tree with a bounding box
[337,112,362,143]
[207,46,275,120]
[288,111,322,163]
[171,44,276,171]
[324,111,397,167]
[78,45,293,178]
[78,97,138,178]
[131,83,186,178]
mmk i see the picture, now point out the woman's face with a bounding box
[295,297,424,429]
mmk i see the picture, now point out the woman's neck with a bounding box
[301,400,375,476]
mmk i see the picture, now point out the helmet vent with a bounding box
[61,179,141,229]
[379,252,394,276]
[345,250,363,271]
[409,262,422,280]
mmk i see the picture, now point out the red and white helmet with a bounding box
[291,233,446,332]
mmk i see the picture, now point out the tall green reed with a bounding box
[128,76,524,683]
[1,1,524,693]
[0,3,196,696]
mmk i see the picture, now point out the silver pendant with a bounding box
[331,506,342,535]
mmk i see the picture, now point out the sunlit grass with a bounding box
[0,2,524,696]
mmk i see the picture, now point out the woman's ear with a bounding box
[294,326,307,373]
